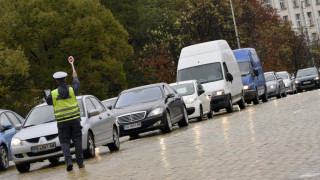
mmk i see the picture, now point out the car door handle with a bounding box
[99,116,102,120]
[107,113,110,116]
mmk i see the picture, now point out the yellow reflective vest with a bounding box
[52,86,80,123]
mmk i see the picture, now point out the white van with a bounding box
[177,40,245,113]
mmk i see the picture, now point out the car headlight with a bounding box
[11,137,22,146]
[295,80,300,84]
[213,90,225,96]
[270,85,275,89]
[186,97,196,104]
[285,82,289,87]
[243,85,250,90]
[148,107,164,117]
[314,77,319,80]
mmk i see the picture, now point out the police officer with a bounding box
[45,71,84,171]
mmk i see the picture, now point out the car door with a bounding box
[163,85,178,121]
[0,113,16,153]
[90,97,113,143]
[166,84,184,123]
[85,97,104,144]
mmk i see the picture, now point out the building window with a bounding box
[280,0,286,9]
[292,0,299,7]
[305,0,310,6]
[307,12,313,25]
[283,15,289,21]
[296,14,301,27]
[317,0,320,5]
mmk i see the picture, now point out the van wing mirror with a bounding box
[198,89,205,95]
[254,69,259,76]
[226,72,233,82]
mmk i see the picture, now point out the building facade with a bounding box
[267,0,320,41]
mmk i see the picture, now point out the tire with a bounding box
[253,90,260,105]
[16,163,30,173]
[108,127,120,152]
[162,111,172,133]
[0,146,9,171]
[197,106,204,121]
[226,97,233,113]
[276,87,282,99]
[207,104,214,119]
[178,106,189,127]
[261,86,268,102]
[282,91,287,97]
[237,96,246,109]
[83,132,95,159]
[48,157,60,166]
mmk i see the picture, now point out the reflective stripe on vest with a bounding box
[52,86,80,122]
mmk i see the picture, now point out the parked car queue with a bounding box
[1,40,319,173]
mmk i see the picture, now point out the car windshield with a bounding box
[264,73,275,82]
[102,98,117,108]
[277,72,288,79]
[24,100,84,128]
[115,87,163,108]
[171,83,195,96]
[297,68,318,77]
[238,62,251,76]
[177,62,223,84]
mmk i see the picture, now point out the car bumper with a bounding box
[244,89,255,101]
[296,80,319,90]
[267,87,277,97]
[185,101,198,119]
[119,113,166,136]
[211,94,229,110]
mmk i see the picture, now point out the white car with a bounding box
[276,71,297,94]
[170,80,213,121]
[10,95,120,173]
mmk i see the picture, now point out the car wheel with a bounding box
[178,106,189,127]
[282,91,287,97]
[226,98,233,113]
[237,96,246,109]
[48,157,60,166]
[253,90,260,105]
[261,86,268,102]
[0,146,9,171]
[108,127,120,152]
[83,132,95,159]
[276,87,282,99]
[207,104,214,119]
[162,111,172,133]
[197,106,204,121]
[15,163,30,173]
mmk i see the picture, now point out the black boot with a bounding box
[67,163,73,171]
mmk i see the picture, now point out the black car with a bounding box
[112,83,189,138]
[295,67,320,92]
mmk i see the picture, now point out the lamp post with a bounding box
[229,0,241,49]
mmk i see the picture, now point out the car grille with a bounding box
[300,80,314,87]
[25,134,58,143]
[117,111,146,124]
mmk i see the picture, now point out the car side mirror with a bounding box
[291,76,295,80]
[198,89,205,95]
[2,124,13,131]
[88,109,100,118]
[107,105,113,110]
[226,72,233,82]
[167,93,175,98]
[15,124,22,131]
[254,69,259,76]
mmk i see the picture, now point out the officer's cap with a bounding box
[53,71,67,80]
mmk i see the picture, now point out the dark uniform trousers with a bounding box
[57,118,83,166]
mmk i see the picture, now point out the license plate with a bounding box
[303,81,311,85]
[31,143,56,153]
[124,122,141,130]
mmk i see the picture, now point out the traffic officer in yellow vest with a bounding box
[45,71,84,171]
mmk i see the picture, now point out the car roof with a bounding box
[121,83,168,93]
[34,95,92,108]
[298,67,317,71]
[170,80,196,86]
[264,71,275,74]
[0,109,9,113]
[276,71,288,74]
[102,97,117,102]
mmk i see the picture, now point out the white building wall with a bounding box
[268,0,320,41]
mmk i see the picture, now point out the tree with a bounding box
[0,0,133,114]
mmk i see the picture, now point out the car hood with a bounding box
[266,81,277,86]
[296,74,318,81]
[112,99,164,117]
[14,122,58,140]
[241,75,252,85]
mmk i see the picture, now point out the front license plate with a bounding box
[303,81,311,85]
[124,122,141,130]
[31,143,56,153]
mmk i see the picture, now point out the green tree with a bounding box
[0,0,133,113]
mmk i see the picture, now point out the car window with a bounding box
[171,83,195,96]
[265,73,276,82]
[90,97,105,113]
[24,106,56,128]
[0,113,13,130]
[6,112,21,125]
[166,85,176,94]
[86,98,95,113]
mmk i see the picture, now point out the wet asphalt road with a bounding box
[2,90,320,179]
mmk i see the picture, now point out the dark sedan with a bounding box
[295,67,320,92]
[112,83,189,138]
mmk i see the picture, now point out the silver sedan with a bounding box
[10,95,120,173]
